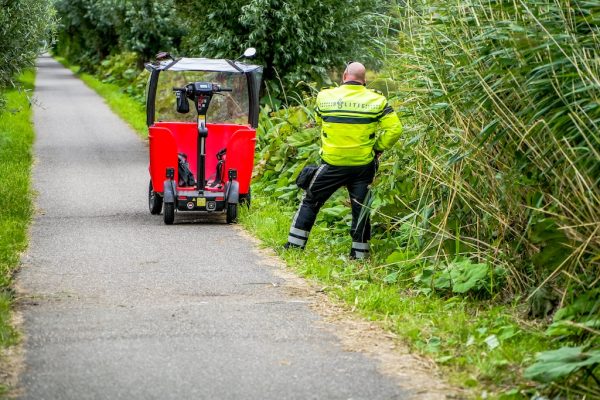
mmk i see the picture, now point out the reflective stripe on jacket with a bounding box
[314,83,403,166]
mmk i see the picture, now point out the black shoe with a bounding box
[349,249,369,260]
[284,242,304,250]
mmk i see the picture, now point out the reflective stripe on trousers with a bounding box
[352,241,370,251]
[287,227,310,248]
[351,241,370,259]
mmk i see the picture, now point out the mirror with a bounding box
[243,47,257,58]
[175,89,189,114]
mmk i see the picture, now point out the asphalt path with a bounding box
[16,55,410,399]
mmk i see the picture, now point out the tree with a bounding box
[54,0,181,70]
[54,0,120,69]
[118,0,182,64]
[0,0,56,91]
[176,0,385,90]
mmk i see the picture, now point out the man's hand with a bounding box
[374,150,383,172]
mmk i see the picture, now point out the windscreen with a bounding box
[155,70,249,124]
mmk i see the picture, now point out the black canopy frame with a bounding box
[145,58,263,128]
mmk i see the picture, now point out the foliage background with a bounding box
[175,0,387,93]
[53,0,387,100]
[0,0,55,107]
[54,0,181,71]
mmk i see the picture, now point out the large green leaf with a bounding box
[426,259,491,294]
[320,205,351,223]
[524,346,600,383]
[450,261,489,294]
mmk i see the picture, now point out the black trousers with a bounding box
[287,161,376,258]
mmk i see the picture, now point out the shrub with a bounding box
[176,0,387,93]
[0,0,55,103]
[54,0,180,70]
[375,0,599,303]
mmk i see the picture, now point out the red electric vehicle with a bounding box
[144,49,262,224]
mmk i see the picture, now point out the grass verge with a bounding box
[54,56,147,138]
[239,193,552,399]
[0,70,36,392]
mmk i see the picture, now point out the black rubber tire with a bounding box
[149,180,163,215]
[226,203,238,224]
[239,188,251,208]
[164,203,175,225]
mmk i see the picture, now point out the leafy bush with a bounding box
[375,0,599,303]
[54,0,180,70]
[0,0,55,103]
[176,0,387,93]
[414,258,496,296]
[56,0,386,95]
[546,289,600,342]
[119,0,182,61]
[54,0,119,70]
[96,52,149,102]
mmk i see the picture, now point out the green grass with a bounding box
[54,56,147,138]
[240,193,552,399]
[0,70,36,349]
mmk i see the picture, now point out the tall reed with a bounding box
[375,0,599,300]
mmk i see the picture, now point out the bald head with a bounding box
[343,62,366,85]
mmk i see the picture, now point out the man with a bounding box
[284,62,403,259]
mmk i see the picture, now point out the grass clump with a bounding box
[0,70,36,347]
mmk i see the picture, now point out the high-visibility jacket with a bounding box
[314,82,403,166]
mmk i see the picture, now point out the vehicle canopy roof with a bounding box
[148,58,262,74]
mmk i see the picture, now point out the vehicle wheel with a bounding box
[164,203,175,225]
[226,203,237,224]
[149,180,163,215]
[239,188,251,208]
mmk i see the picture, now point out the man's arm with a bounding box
[314,106,323,126]
[374,103,402,151]
[314,93,323,126]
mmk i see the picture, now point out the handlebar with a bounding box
[172,83,232,94]
[172,82,233,116]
